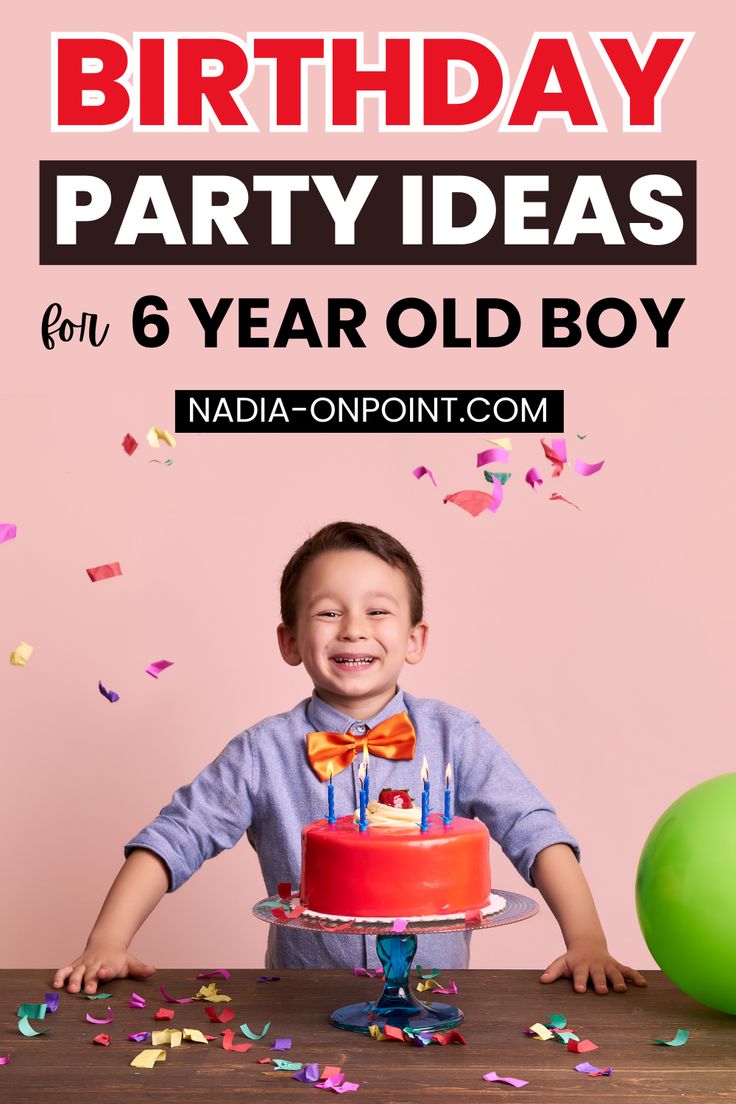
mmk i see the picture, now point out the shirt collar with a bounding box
[306,686,405,734]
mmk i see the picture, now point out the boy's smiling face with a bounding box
[277,549,428,719]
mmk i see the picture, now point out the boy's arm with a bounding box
[52,848,170,994]
[531,843,647,993]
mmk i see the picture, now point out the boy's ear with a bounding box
[405,620,429,666]
[277,622,303,667]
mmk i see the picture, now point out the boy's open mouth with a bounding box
[330,655,376,667]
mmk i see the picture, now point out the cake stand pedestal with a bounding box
[253,890,538,1036]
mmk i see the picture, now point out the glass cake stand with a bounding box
[253,890,538,1035]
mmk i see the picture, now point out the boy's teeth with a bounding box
[335,657,374,665]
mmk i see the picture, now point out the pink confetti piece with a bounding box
[196,970,231,980]
[98,680,120,703]
[550,492,581,511]
[146,659,174,679]
[487,475,504,514]
[0,1055,10,1064]
[93,1033,111,1046]
[85,1007,114,1025]
[353,968,384,978]
[391,918,408,933]
[294,1063,321,1082]
[222,1029,252,1053]
[541,438,565,476]
[484,1071,529,1088]
[443,490,493,517]
[477,447,509,467]
[317,1076,360,1094]
[0,523,17,544]
[272,1038,292,1051]
[45,993,59,1014]
[277,882,292,900]
[159,986,192,1004]
[551,437,567,463]
[574,458,605,477]
[432,981,458,995]
[154,1008,175,1021]
[525,466,543,490]
[568,1038,598,1053]
[412,465,437,487]
[575,1062,613,1077]
[128,1031,151,1042]
[122,433,138,455]
[205,1006,235,1024]
[86,562,122,583]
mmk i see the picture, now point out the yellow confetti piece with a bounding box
[485,437,512,450]
[182,1029,209,1044]
[194,982,232,1003]
[130,1048,167,1068]
[151,1029,182,1047]
[147,426,176,449]
[416,978,440,992]
[368,1024,385,1041]
[10,641,33,666]
[528,1022,554,1041]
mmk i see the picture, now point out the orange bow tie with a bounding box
[306,712,416,781]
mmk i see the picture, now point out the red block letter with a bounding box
[177,37,251,127]
[504,34,602,130]
[423,37,506,127]
[593,34,692,129]
[253,38,325,127]
[55,35,131,127]
[330,37,410,127]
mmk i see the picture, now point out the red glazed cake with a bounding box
[299,801,494,920]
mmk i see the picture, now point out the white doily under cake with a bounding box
[302,892,507,924]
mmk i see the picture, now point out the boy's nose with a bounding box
[339,617,368,640]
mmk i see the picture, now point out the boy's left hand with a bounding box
[540,943,647,993]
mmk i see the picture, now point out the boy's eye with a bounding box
[369,609,389,616]
[317,610,339,618]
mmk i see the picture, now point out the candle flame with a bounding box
[328,761,333,782]
[362,740,369,765]
[358,760,366,784]
[421,755,429,783]
[445,762,452,785]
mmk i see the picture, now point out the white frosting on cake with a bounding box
[353,799,421,827]
[302,892,507,924]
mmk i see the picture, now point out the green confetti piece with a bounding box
[415,966,440,980]
[553,1030,579,1044]
[547,1014,567,1030]
[483,471,512,485]
[18,1016,51,1037]
[240,1020,271,1040]
[273,1059,303,1071]
[17,1004,47,1019]
[86,993,113,1000]
[653,1028,689,1047]
[576,434,587,439]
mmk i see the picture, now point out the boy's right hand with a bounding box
[52,940,156,994]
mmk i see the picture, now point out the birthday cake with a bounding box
[299,789,504,922]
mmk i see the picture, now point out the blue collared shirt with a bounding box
[125,688,579,969]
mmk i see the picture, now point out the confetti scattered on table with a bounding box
[575,1061,613,1077]
[152,1028,182,1048]
[317,1074,360,1093]
[568,1038,598,1053]
[17,1004,47,1019]
[257,976,281,983]
[128,993,146,1008]
[0,1056,10,1065]
[432,1030,466,1045]
[85,1007,114,1025]
[86,561,122,582]
[0,523,17,544]
[45,993,59,1014]
[547,1014,566,1030]
[477,447,510,467]
[154,1008,175,1021]
[443,490,493,516]
[294,1063,321,1082]
[160,985,192,1003]
[412,466,437,487]
[9,642,33,666]
[574,458,605,477]
[525,1022,554,1041]
[550,493,580,511]
[194,983,231,1003]
[525,467,543,491]
[391,919,408,933]
[222,1029,251,1052]
[85,993,112,1000]
[128,1031,151,1043]
[273,1058,302,1071]
[483,1071,529,1088]
[416,967,440,980]
[147,427,176,448]
[432,981,458,995]
[18,1017,50,1037]
[205,1006,235,1024]
[183,1029,209,1044]
[196,969,231,980]
[146,659,174,679]
[553,1030,579,1044]
[653,1028,689,1047]
[240,1021,271,1040]
[122,434,138,455]
[256,1056,271,1063]
[130,1048,166,1068]
[98,680,120,703]
[93,1033,111,1046]
[353,968,383,978]
[368,1025,385,1041]
[272,1038,292,1051]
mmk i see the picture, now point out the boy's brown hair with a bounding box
[280,521,424,629]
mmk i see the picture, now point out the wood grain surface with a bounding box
[1,970,734,1102]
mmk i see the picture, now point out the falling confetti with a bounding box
[412,466,437,487]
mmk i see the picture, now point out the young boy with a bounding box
[54,521,645,996]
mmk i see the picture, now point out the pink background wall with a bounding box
[3,1,733,973]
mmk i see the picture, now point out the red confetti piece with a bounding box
[316,919,355,931]
[122,434,138,456]
[464,909,483,925]
[384,1025,406,1042]
[443,490,493,517]
[549,493,581,511]
[222,1029,252,1053]
[541,437,566,476]
[277,882,292,899]
[432,1030,467,1045]
[92,1033,112,1046]
[272,905,306,922]
[568,1038,599,1053]
[159,986,192,1003]
[86,562,122,582]
[256,1057,272,1064]
[154,1008,175,1020]
[322,1066,342,1080]
[205,1006,235,1024]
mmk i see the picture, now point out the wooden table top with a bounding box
[1,970,734,1102]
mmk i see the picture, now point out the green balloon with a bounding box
[636,773,736,1015]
